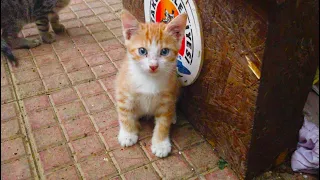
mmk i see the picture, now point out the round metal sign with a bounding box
[144,0,203,86]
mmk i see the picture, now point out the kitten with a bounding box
[115,10,187,158]
[1,0,70,66]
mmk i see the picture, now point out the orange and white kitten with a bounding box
[115,10,187,157]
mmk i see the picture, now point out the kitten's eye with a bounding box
[160,48,170,56]
[138,48,147,56]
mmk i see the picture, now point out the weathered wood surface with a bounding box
[123,0,319,179]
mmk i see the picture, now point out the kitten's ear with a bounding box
[165,14,188,42]
[121,9,140,40]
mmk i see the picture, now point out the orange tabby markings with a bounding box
[115,10,187,158]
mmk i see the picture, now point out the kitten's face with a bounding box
[121,10,187,76]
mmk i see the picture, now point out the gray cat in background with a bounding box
[1,0,70,66]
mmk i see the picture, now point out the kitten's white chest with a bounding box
[136,94,160,115]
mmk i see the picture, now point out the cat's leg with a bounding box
[3,25,41,49]
[152,99,175,158]
[49,12,65,34]
[116,91,140,147]
[35,16,55,43]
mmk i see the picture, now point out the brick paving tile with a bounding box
[27,107,57,130]
[101,126,120,150]
[122,164,160,180]
[92,7,111,15]
[56,100,87,122]
[91,62,117,78]
[61,56,88,73]
[46,165,81,180]
[171,124,204,150]
[67,27,90,37]
[78,43,103,57]
[93,30,115,42]
[34,53,59,67]
[1,86,15,103]
[75,81,104,97]
[70,3,89,11]
[100,74,116,91]
[106,19,122,29]
[43,74,71,91]
[39,62,65,77]
[39,145,72,172]
[91,108,118,131]
[62,19,83,29]
[139,119,154,140]
[152,154,194,179]
[104,0,122,6]
[33,125,65,150]
[59,12,77,21]
[100,38,124,52]
[68,68,95,85]
[12,68,40,84]
[111,145,148,173]
[84,52,111,67]
[64,115,96,140]
[111,27,123,37]
[1,157,32,179]
[202,168,239,180]
[182,142,219,173]
[31,44,54,57]
[1,102,19,121]
[56,48,82,62]
[11,49,32,59]
[16,80,45,99]
[1,138,26,162]
[72,34,96,45]
[70,134,105,160]
[107,48,126,61]
[1,119,20,140]
[9,57,35,72]
[52,35,75,51]
[23,95,50,112]
[87,23,109,33]
[50,87,79,105]
[79,153,117,179]
[83,93,113,113]
[99,13,118,22]
[75,9,94,18]
[87,1,105,8]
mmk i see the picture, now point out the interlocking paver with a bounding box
[64,115,96,140]
[91,107,118,131]
[27,107,57,130]
[1,102,19,121]
[91,63,117,78]
[79,153,117,179]
[183,142,219,173]
[1,157,32,179]
[153,154,194,179]
[23,95,50,112]
[123,164,160,180]
[111,145,148,173]
[46,165,80,180]
[202,168,238,180]
[1,138,26,161]
[1,119,20,140]
[33,125,64,150]
[50,87,79,105]
[0,0,239,179]
[171,124,204,150]
[75,81,104,97]
[85,53,111,66]
[39,145,72,172]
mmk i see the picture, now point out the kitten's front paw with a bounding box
[151,138,172,158]
[41,33,56,44]
[118,128,138,147]
[53,24,66,34]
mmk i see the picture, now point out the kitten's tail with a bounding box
[1,38,18,66]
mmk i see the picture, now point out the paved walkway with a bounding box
[1,0,239,179]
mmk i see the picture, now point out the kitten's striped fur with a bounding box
[1,0,70,65]
[116,10,187,157]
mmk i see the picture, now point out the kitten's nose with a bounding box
[149,65,159,71]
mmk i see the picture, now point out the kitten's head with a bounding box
[121,10,187,76]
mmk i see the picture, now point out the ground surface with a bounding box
[1,0,318,179]
[0,0,239,179]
